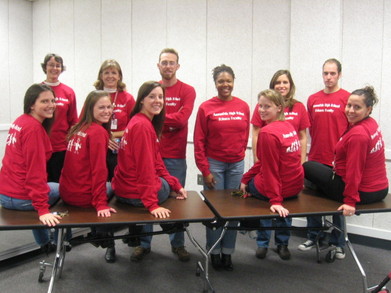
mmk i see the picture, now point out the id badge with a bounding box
[111,118,118,130]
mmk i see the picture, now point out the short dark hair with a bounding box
[159,48,179,63]
[323,58,342,73]
[41,53,66,74]
[212,64,235,82]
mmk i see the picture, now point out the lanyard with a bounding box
[112,91,119,108]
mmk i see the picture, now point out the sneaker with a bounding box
[171,246,190,262]
[255,247,268,259]
[298,239,316,251]
[105,246,116,263]
[130,246,151,262]
[277,245,291,260]
[335,246,345,260]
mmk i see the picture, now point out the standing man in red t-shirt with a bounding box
[130,48,196,262]
[298,58,350,260]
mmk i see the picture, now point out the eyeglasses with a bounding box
[47,63,62,69]
[159,61,177,67]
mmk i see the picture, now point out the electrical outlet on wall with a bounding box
[197,174,204,185]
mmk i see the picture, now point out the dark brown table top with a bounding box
[0,191,215,230]
[201,188,391,220]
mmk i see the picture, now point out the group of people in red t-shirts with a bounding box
[0,50,195,264]
[0,55,388,272]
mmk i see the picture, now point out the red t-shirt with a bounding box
[334,117,388,206]
[251,102,310,132]
[160,80,196,159]
[307,89,350,166]
[242,121,304,205]
[194,96,250,176]
[45,82,78,152]
[60,123,110,211]
[109,90,135,132]
[112,113,182,212]
[0,114,52,215]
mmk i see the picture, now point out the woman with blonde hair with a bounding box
[241,89,304,261]
[94,59,135,180]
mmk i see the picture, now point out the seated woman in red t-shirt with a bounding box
[60,90,116,216]
[240,89,304,261]
[303,86,388,216]
[0,84,62,253]
[60,90,117,260]
[112,81,186,263]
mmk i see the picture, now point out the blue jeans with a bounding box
[204,158,243,255]
[163,158,187,187]
[248,178,292,248]
[0,182,60,246]
[106,182,114,200]
[116,178,170,249]
[306,215,345,247]
[256,218,292,247]
[163,158,187,248]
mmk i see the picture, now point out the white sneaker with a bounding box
[298,240,316,251]
[335,246,345,260]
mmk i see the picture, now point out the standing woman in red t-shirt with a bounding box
[251,70,310,164]
[93,60,136,262]
[94,59,135,181]
[303,86,388,215]
[194,64,250,271]
[41,54,78,183]
[0,84,62,252]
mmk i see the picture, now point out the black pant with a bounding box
[106,150,117,182]
[47,151,66,183]
[303,161,388,204]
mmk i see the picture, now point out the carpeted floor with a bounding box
[0,223,390,293]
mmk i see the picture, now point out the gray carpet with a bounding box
[0,223,390,293]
